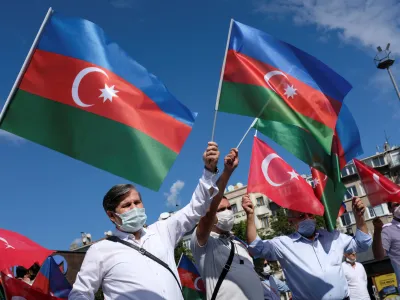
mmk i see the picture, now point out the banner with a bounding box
[374,273,400,299]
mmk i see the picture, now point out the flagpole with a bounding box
[0,7,53,126]
[177,253,184,267]
[237,118,258,149]
[211,18,234,141]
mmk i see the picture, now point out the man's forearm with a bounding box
[246,213,257,244]
[356,216,368,234]
[196,169,232,246]
[372,229,385,260]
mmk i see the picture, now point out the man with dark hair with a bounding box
[244,194,372,300]
[70,142,237,300]
[372,202,400,289]
[16,266,30,284]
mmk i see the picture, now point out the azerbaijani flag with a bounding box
[32,256,71,298]
[253,103,363,179]
[177,254,205,300]
[217,20,352,154]
[0,11,196,191]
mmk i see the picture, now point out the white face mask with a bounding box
[263,265,271,275]
[394,206,400,219]
[346,257,356,263]
[216,209,234,232]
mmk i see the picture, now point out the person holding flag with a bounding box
[244,194,372,300]
[69,142,236,300]
[372,202,400,289]
[190,148,265,300]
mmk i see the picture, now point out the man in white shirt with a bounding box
[342,252,370,300]
[69,142,230,300]
[191,152,264,300]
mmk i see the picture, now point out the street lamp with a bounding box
[374,43,400,102]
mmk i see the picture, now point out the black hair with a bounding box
[16,266,28,278]
[103,184,141,212]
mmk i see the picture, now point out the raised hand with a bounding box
[242,194,254,215]
[203,142,219,172]
[352,197,365,218]
[224,148,239,174]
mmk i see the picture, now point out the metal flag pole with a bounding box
[236,118,258,149]
[210,18,234,141]
[0,7,53,126]
[387,67,400,102]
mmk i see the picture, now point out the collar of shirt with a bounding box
[210,231,234,240]
[113,227,156,245]
[291,230,322,242]
[392,219,400,228]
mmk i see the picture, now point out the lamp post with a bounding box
[374,43,400,102]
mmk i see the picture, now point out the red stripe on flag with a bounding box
[20,49,192,153]
[224,50,341,130]
[178,267,205,292]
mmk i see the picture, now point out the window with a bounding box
[269,202,280,216]
[259,216,269,228]
[341,164,356,177]
[372,156,386,167]
[340,212,355,226]
[256,197,265,206]
[231,204,238,214]
[391,150,400,167]
[344,186,358,200]
[367,204,386,219]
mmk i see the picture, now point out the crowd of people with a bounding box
[66,142,396,300]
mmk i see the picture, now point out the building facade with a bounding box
[224,184,280,237]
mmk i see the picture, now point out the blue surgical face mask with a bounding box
[115,208,147,233]
[297,219,316,237]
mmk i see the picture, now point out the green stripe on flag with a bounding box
[218,81,333,154]
[253,119,333,178]
[182,287,205,300]
[1,90,177,191]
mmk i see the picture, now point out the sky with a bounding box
[0,0,399,250]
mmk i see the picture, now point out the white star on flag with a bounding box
[287,170,300,180]
[284,84,297,99]
[312,178,320,187]
[99,84,119,103]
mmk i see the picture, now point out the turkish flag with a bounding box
[1,272,62,300]
[354,159,400,206]
[0,229,54,272]
[247,137,324,215]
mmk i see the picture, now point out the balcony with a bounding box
[389,149,400,168]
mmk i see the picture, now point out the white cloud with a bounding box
[164,180,185,207]
[0,130,24,144]
[109,0,135,8]
[255,0,400,56]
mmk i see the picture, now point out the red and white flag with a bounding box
[1,272,62,300]
[0,229,54,272]
[354,159,400,206]
[247,137,324,215]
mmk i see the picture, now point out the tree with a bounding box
[232,221,247,242]
[174,240,194,264]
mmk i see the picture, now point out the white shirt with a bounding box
[191,231,264,300]
[69,169,218,300]
[342,261,370,300]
